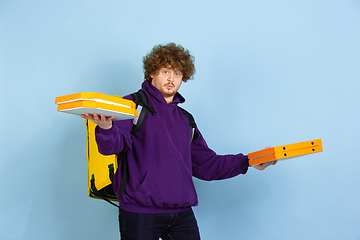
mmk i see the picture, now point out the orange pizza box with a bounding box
[248,139,323,166]
[248,139,322,160]
[57,100,138,121]
[55,92,136,109]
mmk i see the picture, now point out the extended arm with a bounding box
[191,127,249,181]
[191,129,276,180]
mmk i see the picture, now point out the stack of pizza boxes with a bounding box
[55,92,138,120]
[248,139,323,166]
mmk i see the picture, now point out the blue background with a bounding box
[1,0,359,239]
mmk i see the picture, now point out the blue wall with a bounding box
[1,0,359,239]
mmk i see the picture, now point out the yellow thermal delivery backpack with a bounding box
[86,119,119,204]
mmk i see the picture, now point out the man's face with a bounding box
[150,67,183,101]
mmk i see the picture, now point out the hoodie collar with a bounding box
[142,80,185,104]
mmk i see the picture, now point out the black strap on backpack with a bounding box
[178,106,200,140]
[90,174,119,208]
[118,91,157,195]
[119,90,198,195]
[130,91,157,134]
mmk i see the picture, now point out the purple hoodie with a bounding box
[95,80,249,213]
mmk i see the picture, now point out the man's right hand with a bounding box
[81,113,114,130]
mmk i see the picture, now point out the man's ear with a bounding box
[150,69,160,79]
[150,71,157,79]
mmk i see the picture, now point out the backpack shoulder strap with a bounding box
[119,91,156,195]
[178,107,200,141]
[130,91,156,135]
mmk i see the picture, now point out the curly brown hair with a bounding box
[143,43,195,82]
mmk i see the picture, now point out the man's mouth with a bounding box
[165,84,175,90]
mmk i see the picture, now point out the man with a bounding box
[81,43,276,240]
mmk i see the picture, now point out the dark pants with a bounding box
[119,208,201,240]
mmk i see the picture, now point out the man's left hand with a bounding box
[252,160,277,171]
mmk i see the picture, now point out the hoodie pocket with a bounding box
[136,171,148,190]
[133,170,198,208]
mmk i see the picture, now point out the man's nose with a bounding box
[167,72,174,81]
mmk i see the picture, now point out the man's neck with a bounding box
[164,96,174,102]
